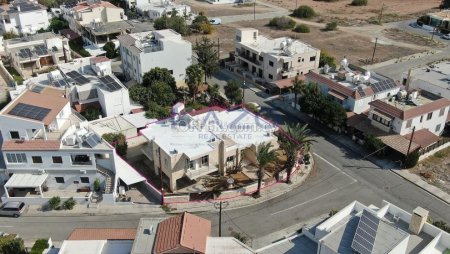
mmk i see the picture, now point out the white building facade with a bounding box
[118,29,192,86]
[0,1,49,35]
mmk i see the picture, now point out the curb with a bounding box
[389,169,450,206]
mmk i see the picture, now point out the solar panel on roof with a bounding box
[351,210,380,254]
[85,133,101,148]
[31,86,45,93]
[66,71,90,85]
[35,44,48,56]
[53,79,67,88]
[99,75,122,92]
[19,48,32,58]
[357,86,366,97]
[8,103,51,121]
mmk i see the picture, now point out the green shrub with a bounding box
[293,24,310,33]
[2,238,25,254]
[405,150,420,168]
[81,107,101,121]
[324,21,338,31]
[93,178,101,192]
[30,239,49,254]
[351,0,368,6]
[268,16,296,30]
[63,197,76,210]
[48,196,61,210]
[319,51,336,68]
[292,5,316,19]
[364,135,385,157]
[102,133,128,157]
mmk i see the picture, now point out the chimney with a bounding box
[409,206,429,235]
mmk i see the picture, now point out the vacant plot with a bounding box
[383,28,446,48]
[410,147,450,194]
[185,19,422,64]
[179,0,273,17]
[261,0,440,25]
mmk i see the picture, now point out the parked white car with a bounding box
[441,34,450,40]
[210,18,222,25]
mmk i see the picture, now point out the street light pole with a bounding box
[371,37,378,64]
[214,201,229,236]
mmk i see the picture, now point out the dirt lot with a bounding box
[261,0,441,26]
[185,19,422,63]
[176,0,273,17]
[382,28,446,48]
[410,147,450,194]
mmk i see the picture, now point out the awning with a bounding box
[5,173,48,188]
[115,155,146,186]
[328,90,347,101]
[373,109,394,121]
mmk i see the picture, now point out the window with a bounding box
[253,32,257,40]
[71,154,92,165]
[55,177,64,183]
[32,156,43,164]
[420,115,423,123]
[298,57,301,63]
[201,155,209,166]
[259,56,263,62]
[226,156,234,163]
[427,112,433,120]
[406,119,412,128]
[436,124,441,132]
[269,61,274,67]
[52,156,63,164]
[9,131,20,139]
[236,35,241,42]
[6,153,27,164]
[372,114,391,127]
[310,56,316,62]
[169,70,173,75]
[185,158,194,169]
[439,108,446,117]
[268,74,273,80]
[80,177,90,184]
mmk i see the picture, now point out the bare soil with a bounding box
[261,0,441,26]
[179,0,273,17]
[410,147,450,194]
[185,19,423,63]
[382,28,446,48]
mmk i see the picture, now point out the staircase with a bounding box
[97,166,115,194]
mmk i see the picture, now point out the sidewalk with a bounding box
[270,98,450,205]
[24,156,315,216]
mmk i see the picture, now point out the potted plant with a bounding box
[93,178,101,192]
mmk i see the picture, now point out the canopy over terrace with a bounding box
[4,173,48,198]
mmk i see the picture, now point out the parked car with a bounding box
[441,34,450,40]
[0,202,25,217]
[210,18,222,25]
[246,102,261,112]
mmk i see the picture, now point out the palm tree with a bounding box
[254,143,278,198]
[186,64,204,101]
[283,123,316,183]
[291,75,306,109]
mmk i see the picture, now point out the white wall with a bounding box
[388,235,409,254]
[0,115,45,140]
[410,79,450,100]
[17,10,50,34]
[398,105,449,135]
[96,87,131,116]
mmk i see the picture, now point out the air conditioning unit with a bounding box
[37,169,46,175]
[80,170,87,174]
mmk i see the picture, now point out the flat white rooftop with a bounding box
[241,35,317,59]
[409,61,450,89]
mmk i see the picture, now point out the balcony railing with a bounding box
[185,165,218,180]
[237,52,261,65]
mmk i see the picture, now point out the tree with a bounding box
[142,67,177,92]
[82,107,101,121]
[103,133,128,157]
[145,101,171,119]
[405,150,420,168]
[224,80,242,105]
[103,41,118,59]
[49,16,69,33]
[154,15,190,35]
[63,197,76,210]
[148,80,177,106]
[186,64,204,101]
[129,85,151,105]
[194,36,219,83]
[48,196,61,210]
[208,83,221,103]
[154,16,169,30]
[3,31,19,40]
[291,75,306,109]
[292,5,316,19]
[364,135,385,157]
[254,143,278,198]
[2,238,25,254]
[191,12,213,34]
[319,51,337,68]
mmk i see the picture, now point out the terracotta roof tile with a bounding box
[68,228,136,240]
[270,76,305,89]
[90,56,109,64]
[403,129,440,148]
[1,86,68,125]
[154,212,211,254]
[370,98,450,120]
[2,140,61,151]
[305,72,355,98]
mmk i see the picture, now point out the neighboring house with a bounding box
[3,32,71,77]
[60,0,132,55]
[401,61,450,100]
[140,104,279,191]
[137,3,191,20]
[296,200,450,254]
[228,28,320,84]
[0,84,145,205]
[207,0,254,4]
[0,0,49,35]
[118,30,192,87]
[305,58,401,114]
[21,56,131,117]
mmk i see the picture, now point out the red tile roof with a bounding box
[270,76,305,89]
[305,71,357,99]
[68,228,136,240]
[153,212,211,254]
[1,140,61,151]
[403,129,440,148]
[90,56,109,64]
[369,98,450,120]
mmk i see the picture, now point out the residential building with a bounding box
[140,104,279,191]
[401,61,450,99]
[134,0,191,20]
[0,84,145,205]
[228,28,320,84]
[0,0,49,35]
[207,0,254,4]
[118,30,192,86]
[297,200,450,254]
[3,32,71,77]
[305,58,401,114]
[60,0,132,55]
[21,56,131,117]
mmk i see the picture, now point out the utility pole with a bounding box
[217,37,220,61]
[378,3,385,24]
[404,126,416,167]
[214,201,229,237]
[371,37,378,64]
[254,1,256,21]
[242,79,246,105]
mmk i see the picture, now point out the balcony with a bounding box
[185,165,218,180]
[237,52,261,65]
